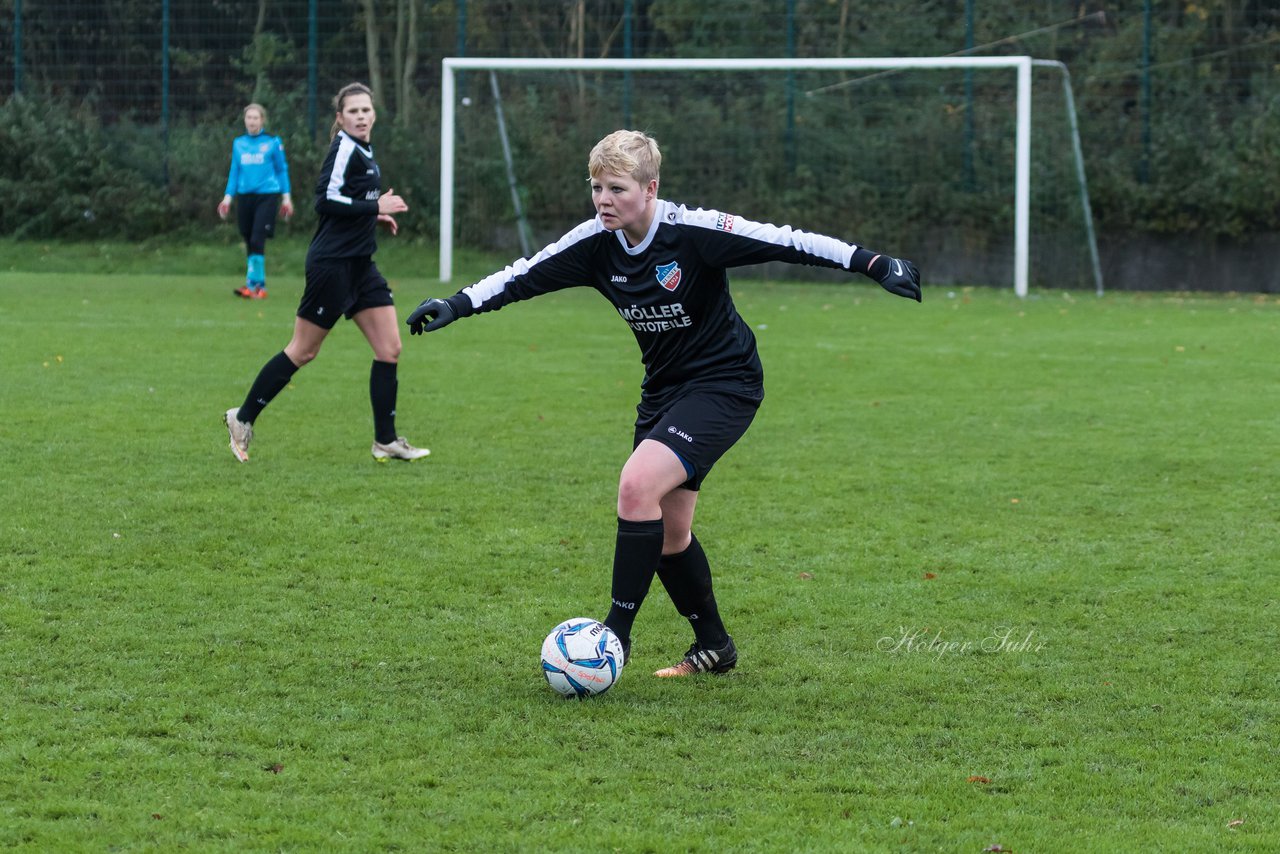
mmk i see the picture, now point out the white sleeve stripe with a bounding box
[461,218,604,309]
[326,137,356,205]
[679,204,856,268]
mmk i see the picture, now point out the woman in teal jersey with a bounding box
[218,103,294,299]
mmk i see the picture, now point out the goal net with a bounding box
[440,57,1101,296]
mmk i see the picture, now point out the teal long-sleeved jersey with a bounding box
[223,132,291,196]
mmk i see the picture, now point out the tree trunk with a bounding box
[361,0,384,106]
[573,0,585,106]
[253,0,268,98]
[398,0,419,126]
[837,0,849,57]
[575,0,585,59]
[393,0,406,116]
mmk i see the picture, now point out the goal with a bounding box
[438,56,1101,296]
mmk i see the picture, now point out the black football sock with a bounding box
[370,360,399,444]
[656,532,730,649]
[237,351,299,423]
[603,517,664,647]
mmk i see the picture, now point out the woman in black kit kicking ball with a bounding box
[408,130,920,675]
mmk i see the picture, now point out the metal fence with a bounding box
[2,1,1278,290]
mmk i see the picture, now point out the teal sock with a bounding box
[247,254,265,288]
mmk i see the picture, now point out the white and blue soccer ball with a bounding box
[540,618,626,698]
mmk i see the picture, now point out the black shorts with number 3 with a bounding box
[633,385,763,491]
[298,257,394,330]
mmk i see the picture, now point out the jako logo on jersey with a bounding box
[611,275,627,283]
[656,261,682,291]
[667,426,694,443]
[716,213,735,232]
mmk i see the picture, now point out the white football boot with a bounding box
[371,437,431,462]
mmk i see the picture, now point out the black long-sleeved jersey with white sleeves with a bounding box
[306,130,382,263]
[442,200,865,404]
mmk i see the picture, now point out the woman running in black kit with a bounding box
[223,83,429,464]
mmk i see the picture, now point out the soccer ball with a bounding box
[540,618,626,698]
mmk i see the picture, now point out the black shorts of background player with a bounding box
[407,130,921,677]
[222,83,428,464]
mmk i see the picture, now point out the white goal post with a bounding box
[440,56,1080,297]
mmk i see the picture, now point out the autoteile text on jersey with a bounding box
[617,302,692,333]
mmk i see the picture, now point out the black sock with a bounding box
[656,532,730,648]
[238,351,299,423]
[370,360,399,444]
[603,517,664,647]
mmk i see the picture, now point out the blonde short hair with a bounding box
[244,103,267,124]
[588,130,661,185]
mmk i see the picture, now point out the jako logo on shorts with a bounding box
[667,426,694,443]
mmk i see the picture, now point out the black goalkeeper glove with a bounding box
[870,255,922,302]
[407,297,457,335]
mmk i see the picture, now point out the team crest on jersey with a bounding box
[656,261,682,291]
[716,213,736,232]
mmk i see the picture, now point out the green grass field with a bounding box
[1,249,1277,851]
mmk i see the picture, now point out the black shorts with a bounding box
[633,386,763,491]
[298,257,394,330]
[235,193,279,252]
